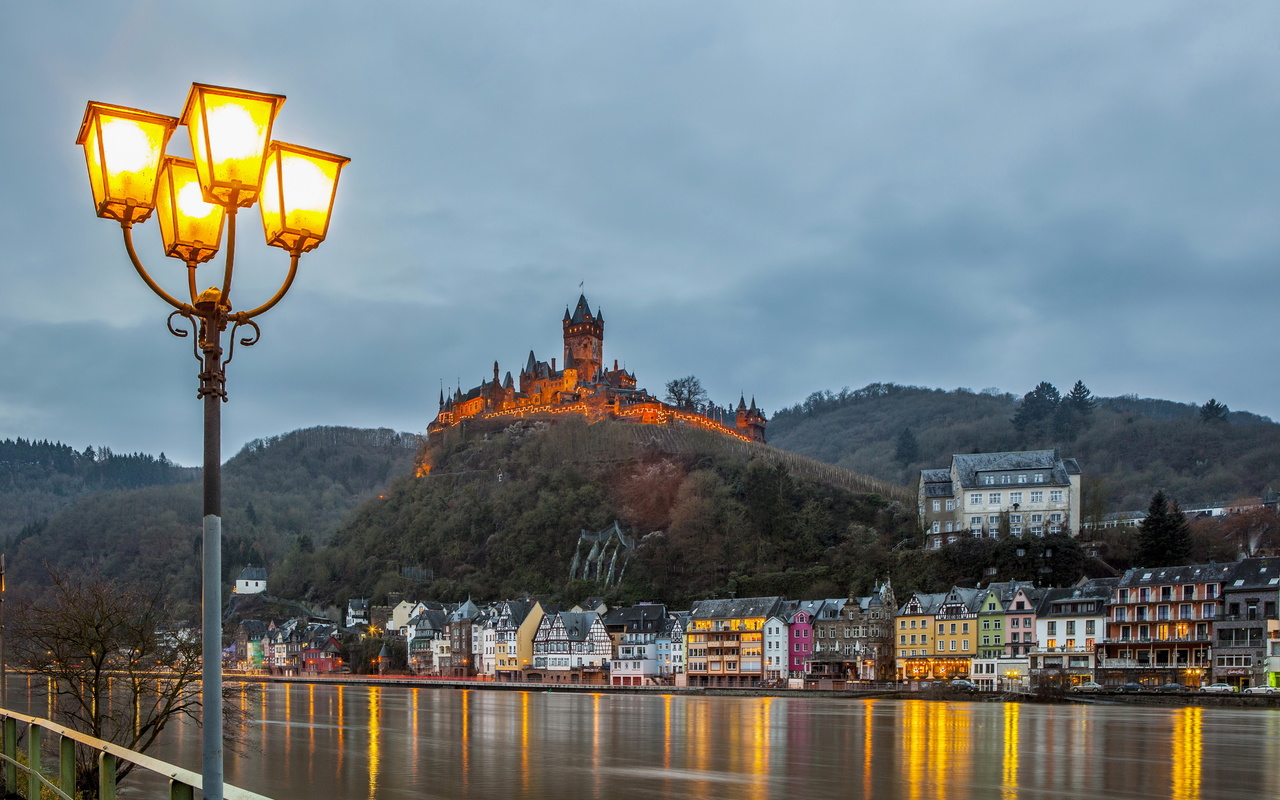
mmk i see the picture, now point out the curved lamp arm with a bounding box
[122,224,193,314]
[232,252,301,322]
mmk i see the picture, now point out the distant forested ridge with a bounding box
[768,383,1280,512]
[4,426,418,616]
[0,438,195,544]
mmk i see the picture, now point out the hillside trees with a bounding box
[894,427,919,466]
[1013,381,1062,436]
[769,381,1280,514]
[1136,490,1192,566]
[1200,399,1230,423]
[9,569,247,794]
[664,376,708,410]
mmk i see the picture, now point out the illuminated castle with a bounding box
[427,295,766,443]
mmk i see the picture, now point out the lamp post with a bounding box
[76,84,347,800]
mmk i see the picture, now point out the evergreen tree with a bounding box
[1136,490,1192,567]
[894,427,919,466]
[1065,381,1096,415]
[1199,398,1230,423]
[1013,381,1061,435]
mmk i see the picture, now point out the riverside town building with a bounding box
[222,558,1280,692]
[918,450,1083,549]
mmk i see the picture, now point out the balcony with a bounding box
[1101,657,1211,669]
[1101,634,1211,644]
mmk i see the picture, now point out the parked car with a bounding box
[1156,683,1188,693]
[1200,683,1236,693]
[1115,682,1146,693]
[1070,682,1104,693]
[947,679,978,692]
[1243,685,1277,695]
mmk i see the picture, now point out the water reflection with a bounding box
[7,681,1275,800]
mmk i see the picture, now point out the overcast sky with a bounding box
[2,3,1278,465]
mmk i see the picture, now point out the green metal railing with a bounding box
[0,707,270,800]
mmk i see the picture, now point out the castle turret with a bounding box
[563,294,603,384]
[736,395,767,443]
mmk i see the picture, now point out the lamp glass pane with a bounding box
[182,85,284,208]
[76,103,177,224]
[260,142,348,253]
[157,157,225,263]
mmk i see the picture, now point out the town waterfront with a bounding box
[13,679,1278,800]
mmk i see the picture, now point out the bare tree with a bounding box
[11,568,244,795]
[664,375,708,410]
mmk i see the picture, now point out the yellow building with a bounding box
[896,592,946,681]
[932,587,982,678]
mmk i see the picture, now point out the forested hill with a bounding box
[270,418,919,609]
[6,426,418,614]
[767,383,1280,512]
[0,438,195,544]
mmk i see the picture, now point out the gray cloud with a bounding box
[3,2,1279,464]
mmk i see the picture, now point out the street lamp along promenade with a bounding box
[76,83,348,800]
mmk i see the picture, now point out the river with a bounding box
[10,679,1280,799]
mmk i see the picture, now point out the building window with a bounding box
[1010,525,1022,536]
[970,493,984,505]
[984,476,994,485]
[1050,490,1064,503]
[1034,474,1045,483]
[1017,474,1027,484]
[989,492,1001,504]
[945,499,956,511]
[945,521,954,532]
[932,521,940,534]
[971,516,983,529]
[1030,491,1044,503]
[933,500,941,512]
[1010,492,1023,504]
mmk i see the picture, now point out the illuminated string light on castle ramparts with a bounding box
[427,294,766,444]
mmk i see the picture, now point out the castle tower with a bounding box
[735,395,767,443]
[563,294,604,383]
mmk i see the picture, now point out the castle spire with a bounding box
[570,294,593,324]
[737,394,746,412]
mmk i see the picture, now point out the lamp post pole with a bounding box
[77,85,348,800]
[199,298,226,793]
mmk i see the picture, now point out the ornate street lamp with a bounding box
[76,83,348,800]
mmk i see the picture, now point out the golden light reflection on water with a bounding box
[689,699,710,800]
[1171,706,1202,800]
[1002,702,1019,800]
[461,689,470,787]
[864,699,876,799]
[592,693,602,798]
[748,697,771,800]
[520,690,530,792]
[308,685,315,758]
[284,684,292,760]
[411,689,420,785]
[367,687,380,800]
[902,701,927,800]
[335,685,345,776]
[662,694,672,771]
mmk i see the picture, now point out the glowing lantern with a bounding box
[76,102,178,224]
[156,156,226,264]
[258,141,349,254]
[180,83,285,208]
